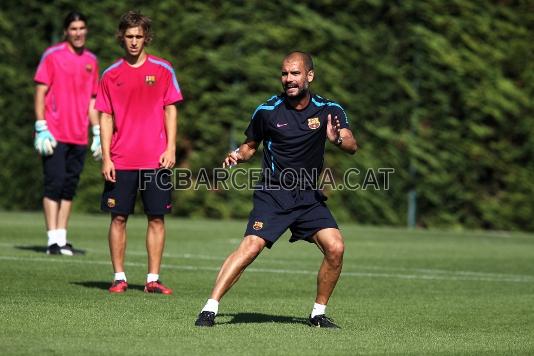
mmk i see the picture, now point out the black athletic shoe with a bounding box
[308,314,340,328]
[60,243,74,256]
[195,311,216,327]
[46,243,62,255]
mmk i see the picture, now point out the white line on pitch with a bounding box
[0,255,533,283]
[73,248,534,281]
[3,242,534,282]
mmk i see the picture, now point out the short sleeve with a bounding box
[95,75,113,114]
[34,53,52,86]
[244,109,265,143]
[329,103,350,129]
[163,64,183,106]
[91,61,99,97]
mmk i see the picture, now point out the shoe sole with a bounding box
[109,286,128,293]
[144,288,172,295]
[307,321,340,328]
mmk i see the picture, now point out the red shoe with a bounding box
[109,280,128,293]
[144,280,173,295]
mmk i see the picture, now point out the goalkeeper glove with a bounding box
[34,120,57,156]
[90,125,102,160]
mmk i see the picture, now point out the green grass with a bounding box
[1,211,533,355]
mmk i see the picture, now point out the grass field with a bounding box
[1,211,533,355]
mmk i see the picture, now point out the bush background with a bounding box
[1,0,533,230]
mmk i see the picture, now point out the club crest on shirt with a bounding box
[307,117,321,130]
[253,221,264,230]
[145,75,156,86]
[107,198,116,208]
[85,64,93,73]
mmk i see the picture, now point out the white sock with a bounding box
[311,303,326,318]
[147,273,159,283]
[114,272,127,282]
[201,298,219,315]
[56,229,67,246]
[47,230,59,246]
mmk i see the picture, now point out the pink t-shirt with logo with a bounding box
[95,54,183,170]
[34,42,99,145]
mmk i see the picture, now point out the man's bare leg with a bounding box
[143,215,173,294]
[109,214,128,274]
[313,228,345,305]
[146,215,165,275]
[308,228,344,327]
[196,235,266,326]
[210,235,266,300]
[43,197,59,231]
[56,199,73,230]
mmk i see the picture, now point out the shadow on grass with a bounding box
[71,281,146,291]
[15,245,86,255]
[217,313,308,325]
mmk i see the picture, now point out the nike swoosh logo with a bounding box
[276,123,288,128]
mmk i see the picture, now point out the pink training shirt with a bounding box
[34,42,99,145]
[95,54,183,170]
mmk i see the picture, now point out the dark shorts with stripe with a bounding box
[42,142,87,201]
[245,188,338,248]
[101,169,172,216]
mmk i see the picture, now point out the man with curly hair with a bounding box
[96,11,183,294]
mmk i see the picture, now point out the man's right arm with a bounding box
[33,83,58,156]
[100,112,115,182]
[223,101,266,167]
[222,140,258,168]
[34,84,48,121]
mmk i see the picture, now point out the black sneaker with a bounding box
[195,311,216,327]
[60,243,74,256]
[46,243,61,255]
[308,314,340,328]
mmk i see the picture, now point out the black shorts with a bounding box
[244,189,338,248]
[101,169,173,216]
[42,142,87,201]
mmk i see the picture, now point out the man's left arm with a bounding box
[336,128,358,154]
[160,104,177,169]
[327,114,358,154]
[89,97,102,160]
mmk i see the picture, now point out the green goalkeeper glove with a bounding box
[34,120,57,156]
[90,125,102,160]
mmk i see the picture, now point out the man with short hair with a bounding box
[195,51,358,328]
[96,11,183,294]
[34,11,100,256]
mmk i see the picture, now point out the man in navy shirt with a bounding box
[196,51,358,328]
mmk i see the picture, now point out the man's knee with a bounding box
[318,230,345,261]
[238,235,266,261]
[147,215,164,225]
[111,214,128,227]
[44,179,65,201]
[60,180,80,200]
[327,240,345,262]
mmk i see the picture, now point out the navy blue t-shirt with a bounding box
[245,93,350,189]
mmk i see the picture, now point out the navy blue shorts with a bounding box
[42,142,87,201]
[101,169,172,216]
[245,189,338,248]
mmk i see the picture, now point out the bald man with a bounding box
[195,51,358,328]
